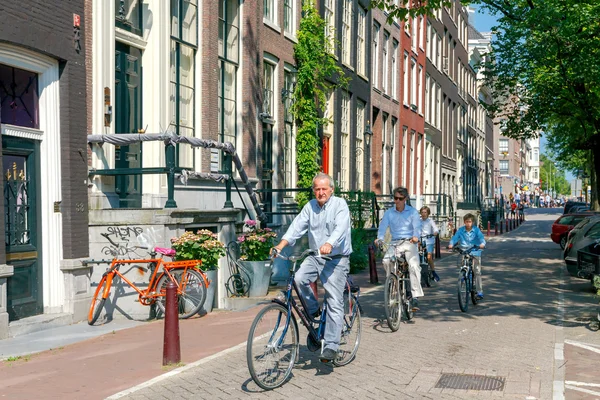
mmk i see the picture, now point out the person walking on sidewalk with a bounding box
[375,187,424,308]
[448,213,486,299]
[271,172,352,363]
[420,206,440,282]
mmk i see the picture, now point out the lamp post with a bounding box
[363,121,373,191]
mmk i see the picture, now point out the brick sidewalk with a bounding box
[0,236,466,400]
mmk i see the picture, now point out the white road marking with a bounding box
[566,381,600,388]
[564,339,600,355]
[565,384,600,396]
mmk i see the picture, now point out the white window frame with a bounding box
[355,99,365,191]
[324,0,335,52]
[341,0,352,65]
[373,23,380,89]
[283,0,296,37]
[382,32,389,94]
[357,7,366,76]
[340,91,351,190]
[391,39,398,100]
[410,57,417,107]
[403,51,409,105]
[264,0,277,25]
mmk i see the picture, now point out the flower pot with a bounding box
[201,269,218,314]
[239,260,273,297]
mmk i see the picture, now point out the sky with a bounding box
[469,5,576,182]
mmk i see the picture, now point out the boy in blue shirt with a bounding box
[448,213,486,299]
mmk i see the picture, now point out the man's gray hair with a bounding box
[393,186,409,198]
[312,172,335,189]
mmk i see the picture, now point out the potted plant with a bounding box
[171,229,225,313]
[237,220,277,297]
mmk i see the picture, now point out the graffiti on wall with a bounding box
[100,226,145,257]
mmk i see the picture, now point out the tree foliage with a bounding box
[292,1,347,206]
[375,0,600,208]
[539,154,570,196]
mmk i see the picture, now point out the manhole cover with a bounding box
[435,373,505,391]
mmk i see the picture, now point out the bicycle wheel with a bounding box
[457,270,469,312]
[334,296,361,367]
[156,269,207,319]
[247,303,299,390]
[401,276,414,321]
[470,269,479,305]
[88,275,109,325]
[421,261,431,288]
[384,273,401,331]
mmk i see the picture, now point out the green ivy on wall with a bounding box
[291,1,347,207]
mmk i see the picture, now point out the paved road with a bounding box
[113,207,598,400]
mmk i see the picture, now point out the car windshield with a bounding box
[585,221,600,239]
[557,216,574,225]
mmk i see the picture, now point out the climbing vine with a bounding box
[291,1,347,206]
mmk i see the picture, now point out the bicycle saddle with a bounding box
[155,247,176,257]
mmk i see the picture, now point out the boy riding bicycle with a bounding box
[448,213,486,299]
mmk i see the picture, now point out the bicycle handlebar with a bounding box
[270,248,332,262]
[376,238,412,251]
[452,245,484,255]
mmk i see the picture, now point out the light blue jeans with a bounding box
[294,255,349,352]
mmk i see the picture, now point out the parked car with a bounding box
[570,205,590,213]
[551,213,596,249]
[564,215,600,279]
[564,200,588,214]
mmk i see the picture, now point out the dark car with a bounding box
[551,213,596,249]
[570,205,591,213]
[564,200,588,214]
[564,215,600,279]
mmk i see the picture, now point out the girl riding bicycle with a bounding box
[419,206,440,282]
[448,213,486,299]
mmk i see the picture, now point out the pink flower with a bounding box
[245,219,257,227]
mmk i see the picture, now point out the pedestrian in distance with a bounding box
[448,213,486,299]
[375,187,424,308]
[518,202,525,220]
[271,172,352,363]
[419,206,440,282]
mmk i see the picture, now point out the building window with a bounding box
[264,0,276,23]
[263,61,275,117]
[499,160,509,175]
[355,99,365,191]
[382,32,389,94]
[357,8,366,76]
[411,17,417,50]
[418,65,423,113]
[340,91,351,190]
[372,23,380,89]
[0,65,39,128]
[116,0,143,35]
[283,0,295,35]
[171,0,198,169]
[403,52,409,104]
[342,0,352,65]
[283,69,295,194]
[217,0,239,172]
[499,139,508,153]
[410,57,417,107]
[324,0,335,51]
[391,40,398,99]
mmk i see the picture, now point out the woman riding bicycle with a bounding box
[448,213,486,299]
[271,173,352,363]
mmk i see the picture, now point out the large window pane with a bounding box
[0,64,39,129]
[116,0,142,35]
[182,0,198,45]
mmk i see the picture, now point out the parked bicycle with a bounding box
[246,249,362,390]
[87,233,209,325]
[419,234,437,288]
[379,240,414,332]
[454,246,483,312]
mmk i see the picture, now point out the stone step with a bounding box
[8,313,73,338]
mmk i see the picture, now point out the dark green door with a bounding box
[115,42,142,208]
[261,123,273,223]
[3,136,42,320]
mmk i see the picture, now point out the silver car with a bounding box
[564,215,600,279]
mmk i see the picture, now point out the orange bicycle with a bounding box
[87,233,209,325]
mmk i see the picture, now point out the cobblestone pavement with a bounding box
[113,208,578,400]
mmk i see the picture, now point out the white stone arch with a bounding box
[0,43,64,312]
